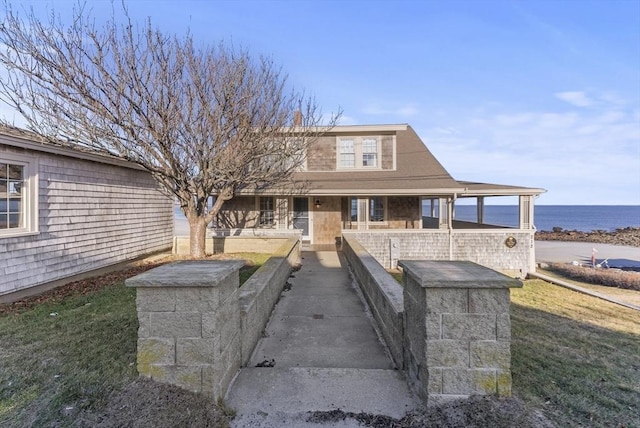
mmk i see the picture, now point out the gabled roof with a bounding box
[0,125,143,170]
[293,125,545,197]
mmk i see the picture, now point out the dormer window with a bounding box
[339,139,355,168]
[362,138,378,167]
[337,137,380,169]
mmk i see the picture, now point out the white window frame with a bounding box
[361,138,378,167]
[348,196,387,226]
[336,137,381,170]
[0,152,38,238]
[257,196,275,227]
[338,139,355,168]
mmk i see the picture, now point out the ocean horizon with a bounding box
[446,205,640,232]
[175,204,640,234]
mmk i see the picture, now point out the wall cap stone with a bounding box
[398,260,522,289]
[126,260,244,288]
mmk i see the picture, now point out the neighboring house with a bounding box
[215,124,545,276]
[0,126,174,301]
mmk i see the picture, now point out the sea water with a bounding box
[448,205,640,232]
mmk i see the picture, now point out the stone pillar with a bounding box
[126,260,243,399]
[399,260,522,404]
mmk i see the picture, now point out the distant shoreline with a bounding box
[535,227,640,248]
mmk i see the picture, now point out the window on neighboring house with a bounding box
[259,196,274,226]
[362,138,378,167]
[339,139,355,168]
[369,196,385,222]
[0,155,37,237]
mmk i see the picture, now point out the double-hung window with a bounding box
[348,196,386,224]
[362,138,378,167]
[0,154,38,237]
[259,196,274,226]
[339,139,355,168]
[337,137,379,169]
[369,197,385,222]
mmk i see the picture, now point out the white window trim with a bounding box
[256,196,276,228]
[336,137,383,170]
[348,196,388,226]
[0,152,39,238]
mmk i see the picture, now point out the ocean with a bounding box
[446,205,640,232]
[175,205,640,233]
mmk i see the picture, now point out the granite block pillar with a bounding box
[399,260,521,404]
[126,260,243,399]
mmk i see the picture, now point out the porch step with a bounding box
[226,367,420,426]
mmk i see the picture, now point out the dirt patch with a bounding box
[307,395,555,427]
[73,377,231,428]
[536,227,640,247]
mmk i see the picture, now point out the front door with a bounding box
[292,197,310,241]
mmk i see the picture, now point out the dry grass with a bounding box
[511,279,640,427]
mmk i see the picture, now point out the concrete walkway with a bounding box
[226,251,420,427]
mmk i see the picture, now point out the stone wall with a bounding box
[126,260,243,399]
[238,238,301,365]
[342,234,404,368]
[343,230,534,276]
[399,260,521,403]
[128,238,300,399]
[1,145,173,298]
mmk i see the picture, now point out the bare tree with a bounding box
[0,2,338,257]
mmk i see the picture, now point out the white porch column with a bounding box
[519,195,533,229]
[438,197,449,229]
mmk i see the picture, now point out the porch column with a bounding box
[477,196,485,224]
[518,196,533,229]
[430,199,436,217]
[438,197,449,229]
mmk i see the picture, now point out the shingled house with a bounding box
[0,126,174,301]
[214,124,545,276]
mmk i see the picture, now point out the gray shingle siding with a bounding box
[1,145,173,296]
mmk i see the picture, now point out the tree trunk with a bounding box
[188,215,209,258]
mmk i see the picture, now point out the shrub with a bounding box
[547,263,640,291]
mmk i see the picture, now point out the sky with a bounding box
[2,0,639,205]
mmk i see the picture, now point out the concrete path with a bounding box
[226,251,420,427]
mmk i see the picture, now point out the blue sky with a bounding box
[2,0,639,205]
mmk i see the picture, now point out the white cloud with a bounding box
[418,99,640,205]
[554,91,594,107]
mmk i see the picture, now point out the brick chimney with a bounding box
[293,110,302,127]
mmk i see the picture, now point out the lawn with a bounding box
[511,279,640,427]
[1,257,638,427]
[0,254,268,427]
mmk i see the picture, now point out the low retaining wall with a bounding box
[239,237,301,366]
[342,234,404,369]
[343,229,534,276]
[126,238,300,399]
[399,260,522,403]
